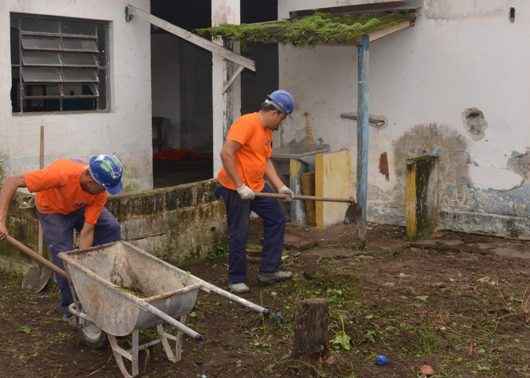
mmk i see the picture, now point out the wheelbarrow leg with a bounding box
[108,330,140,378]
[157,315,186,363]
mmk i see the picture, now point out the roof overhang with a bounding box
[199,1,421,47]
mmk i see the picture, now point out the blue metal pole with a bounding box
[357,35,370,227]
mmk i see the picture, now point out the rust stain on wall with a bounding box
[379,152,390,181]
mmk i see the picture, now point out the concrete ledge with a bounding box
[440,210,530,239]
[0,179,226,273]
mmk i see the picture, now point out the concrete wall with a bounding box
[0,0,153,191]
[107,179,226,264]
[0,180,226,273]
[279,0,530,238]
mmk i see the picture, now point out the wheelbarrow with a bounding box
[5,236,271,378]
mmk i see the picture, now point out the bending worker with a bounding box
[0,155,124,321]
[216,90,295,294]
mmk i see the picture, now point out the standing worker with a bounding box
[0,155,124,321]
[216,90,295,293]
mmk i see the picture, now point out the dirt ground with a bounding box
[1,223,530,377]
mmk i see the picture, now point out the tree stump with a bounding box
[292,298,329,358]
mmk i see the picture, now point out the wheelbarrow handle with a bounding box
[193,276,270,315]
[4,235,69,279]
[133,297,204,341]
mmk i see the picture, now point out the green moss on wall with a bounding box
[198,13,413,47]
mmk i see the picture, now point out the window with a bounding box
[10,14,109,113]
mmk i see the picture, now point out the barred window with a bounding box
[10,14,109,113]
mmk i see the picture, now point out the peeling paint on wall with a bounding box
[392,123,470,210]
[508,150,530,180]
[463,107,488,141]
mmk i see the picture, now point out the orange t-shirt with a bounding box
[24,160,108,225]
[217,112,272,192]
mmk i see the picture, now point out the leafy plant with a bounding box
[208,242,228,261]
[332,316,351,351]
[17,325,32,334]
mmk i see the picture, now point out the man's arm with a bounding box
[0,176,27,239]
[221,140,244,187]
[78,223,95,250]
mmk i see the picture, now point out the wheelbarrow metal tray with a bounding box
[60,241,200,337]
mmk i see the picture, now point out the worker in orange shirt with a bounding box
[216,90,295,293]
[0,155,124,321]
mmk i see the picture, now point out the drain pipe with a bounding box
[356,35,370,247]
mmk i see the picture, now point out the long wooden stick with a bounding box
[5,235,68,279]
[254,192,355,204]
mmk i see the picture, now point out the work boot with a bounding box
[228,283,250,294]
[257,271,293,285]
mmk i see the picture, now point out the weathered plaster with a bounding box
[0,0,153,190]
[508,150,530,180]
[280,0,530,237]
[463,107,488,141]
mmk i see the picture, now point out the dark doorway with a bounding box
[240,0,279,114]
[151,0,213,188]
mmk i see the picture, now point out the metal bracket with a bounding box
[125,6,134,23]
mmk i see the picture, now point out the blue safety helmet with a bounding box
[266,90,295,115]
[88,154,124,195]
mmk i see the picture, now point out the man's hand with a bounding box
[237,184,255,200]
[279,185,295,201]
[0,221,8,240]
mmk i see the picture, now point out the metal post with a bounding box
[356,35,370,247]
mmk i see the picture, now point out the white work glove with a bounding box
[279,185,295,201]
[237,184,255,200]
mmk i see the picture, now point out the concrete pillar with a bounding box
[212,0,241,175]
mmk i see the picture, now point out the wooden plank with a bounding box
[315,150,354,228]
[290,1,416,18]
[301,172,316,226]
[289,159,306,225]
[369,21,413,42]
[405,163,417,240]
[128,5,255,72]
[223,65,245,93]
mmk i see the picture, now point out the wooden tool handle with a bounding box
[254,192,355,204]
[5,235,69,279]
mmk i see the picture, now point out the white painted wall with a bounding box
[279,0,530,232]
[0,0,152,191]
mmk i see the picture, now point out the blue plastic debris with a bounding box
[375,354,390,366]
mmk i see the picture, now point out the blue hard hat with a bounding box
[266,90,295,115]
[88,154,124,195]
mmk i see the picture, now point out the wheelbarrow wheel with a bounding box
[79,321,107,350]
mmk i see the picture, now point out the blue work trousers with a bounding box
[215,184,286,284]
[38,208,121,315]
